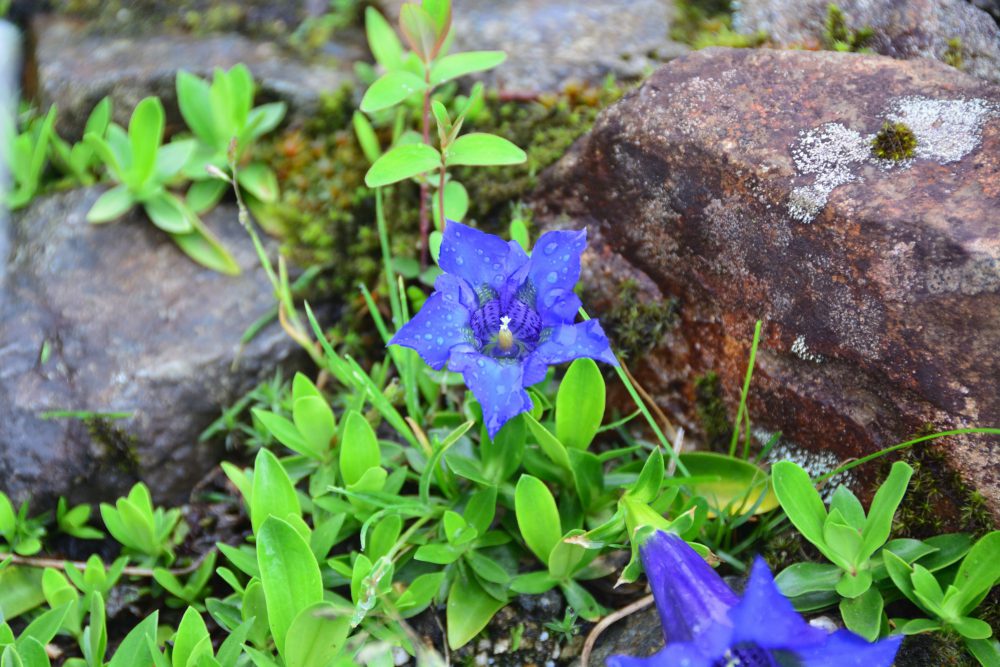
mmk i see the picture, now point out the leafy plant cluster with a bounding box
[2,1,999,666]
[3,65,285,274]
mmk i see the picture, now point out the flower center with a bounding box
[470,294,542,358]
[711,645,778,667]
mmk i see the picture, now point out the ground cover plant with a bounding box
[1,1,999,666]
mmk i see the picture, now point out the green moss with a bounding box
[86,417,141,474]
[671,0,768,49]
[943,37,964,70]
[598,279,677,363]
[871,121,918,161]
[693,372,732,453]
[823,4,875,52]
[456,81,624,221]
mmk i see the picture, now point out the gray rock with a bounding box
[377,0,688,94]
[0,187,309,506]
[733,0,1000,84]
[578,604,662,666]
[30,14,360,139]
[534,48,1000,518]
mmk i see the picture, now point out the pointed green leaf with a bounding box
[445,133,526,167]
[514,475,561,564]
[859,461,912,561]
[446,573,505,649]
[430,51,506,86]
[251,449,301,533]
[144,193,194,234]
[556,358,605,450]
[365,143,440,187]
[360,71,429,114]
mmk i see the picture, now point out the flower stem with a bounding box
[579,307,688,476]
[418,65,433,267]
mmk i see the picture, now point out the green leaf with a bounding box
[86,185,135,223]
[399,3,439,61]
[246,103,286,141]
[951,616,993,640]
[464,486,497,536]
[107,611,158,667]
[514,475,562,564]
[771,461,828,550]
[627,449,664,504]
[155,140,196,182]
[775,562,843,597]
[524,413,570,472]
[186,179,228,215]
[555,358,605,450]
[251,448,301,533]
[352,111,381,163]
[85,592,107,666]
[144,192,195,234]
[882,550,922,609]
[548,533,590,581]
[251,410,313,458]
[899,618,941,634]
[1,647,22,667]
[396,572,445,616]
[176,71,218,147]
[835,568,872,599]
[950,530,1000,616]
[0,495,16,536]
[360,71,429,114]
[829,486,866,531]
[172,607,210,667]
[128,97,165,187]
[446,573,506,649]
[170,226,241,275]
[84,133,123,181]
[445,133,526,167]
[236,163,279,203]
[917,533,974,572]
[365,143,440,187]
[679,452,778,516]
[824,509,863,566]
[430,51,506,86]
[16,604,69,650]
[283,602,350,667]
[560,579,606,621]
[340,411,381,486]
[292,396,336,460]
[859,461,912,561]
[964,638,1000,666]
[256,517,324,657]
[364,7,404,70]
[839,587,883,641]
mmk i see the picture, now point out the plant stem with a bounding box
[579,307,688,476]
[730,319,762,460]
[418,65,433,267]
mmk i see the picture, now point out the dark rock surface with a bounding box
[734,0,1000,84]
[376,0,688,94]
[0,187,307,506]
[534,48,1000,517]
[29,14,361,138]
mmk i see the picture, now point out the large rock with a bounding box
[0,188,308,506]
[734,0,1000,84]
[30,14,361,138]
[534,48,1000,516]
[377,0,688,94]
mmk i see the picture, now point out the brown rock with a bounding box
[533,48,1000,516]
[734,0,1000,84]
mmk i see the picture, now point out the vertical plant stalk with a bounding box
[418,65,433,267]
[729,319,762,460]
[579,307,688,476]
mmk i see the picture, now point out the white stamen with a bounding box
[498,316,514,351]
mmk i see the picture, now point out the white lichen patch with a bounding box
[786,96,999,223]
[886,97,997,164]
[761,433,854,502]
[787,123,871,223]
[791,335,825,363]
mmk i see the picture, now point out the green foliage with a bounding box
[2,106,57,211]
[0,494,45,557]
[599,279,677,362]
[85,96,240,274]
[871,121,918,161]
[176,64,285,208]
[823,4,875,52]
[943,37,964,70]
[50,98,112,187]
[98,483,183,565]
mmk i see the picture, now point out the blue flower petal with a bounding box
[388,291,471,370]
[729,557,827,651]
[794,630,902,667]
[434,272,478,311]
[439,220,529,292]
[536,288,581,326]
[523,320,618,386]
[527,229,587,323]
[639,532,738,646]
[449,351,532,438]
[608,644,713,667]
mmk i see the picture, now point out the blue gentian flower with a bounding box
[389,221,617,437]
[609,531,902,667]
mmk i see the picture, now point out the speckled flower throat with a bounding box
[469,283,542,358]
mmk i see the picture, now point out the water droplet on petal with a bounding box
[562,254,570,261]
[436,336,444,345]
[477,359,485,368]
[424,333,433,340]
[456,257,464,265]
[546,271,558,284]
[544,242,558,255]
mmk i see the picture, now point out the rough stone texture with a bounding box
[376,0,688,94]
[29,14,361,139]
[533,48,1000,516]
[0,187,308,506]
[733,0,1000,84]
